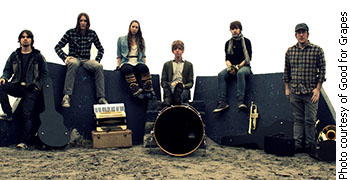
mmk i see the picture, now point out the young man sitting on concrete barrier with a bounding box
[161,40,194,106]
[213,21,252,113]
[54,12,108,108]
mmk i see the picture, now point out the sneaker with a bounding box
[238,103,247,109]
[61,94,70,108]
[98,97,108,104]
[237,96,247,110]
[213,101,229,113]
[0,113,13,121]
[16,143,28,150]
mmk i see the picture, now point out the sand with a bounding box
[0,138,335,180]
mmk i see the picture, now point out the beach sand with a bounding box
[0,137,335,180]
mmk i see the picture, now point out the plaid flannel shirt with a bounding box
[55,29,104,62]
[283,42,326,94]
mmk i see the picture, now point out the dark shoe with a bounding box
[98,97,108,104]
[294,145,303,154]
[173,83,183,105]
[61,94,70,108]
[237,96,247,110]
[238,103,247,110]
[145,90,157,101]
[0,113,13,121]
[163,96,172,106]
[16,143,28,150]
[213,100,229,113]
[305,143,317,157]
[132,88,145,100]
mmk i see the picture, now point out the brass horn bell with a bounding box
[318,125,336,142]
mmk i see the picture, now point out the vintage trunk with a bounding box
[92,130,132,148]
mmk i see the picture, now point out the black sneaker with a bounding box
[238,103,247,110]
[237,96,247,110]
[213,101,229,113]
[0,113,13,121]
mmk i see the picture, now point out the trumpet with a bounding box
[248,101,259,135]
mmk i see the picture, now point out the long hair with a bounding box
[75,13,90,34]
[127,20,145,52]
[18,29,34,47]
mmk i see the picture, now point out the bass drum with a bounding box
[153,105,205,156]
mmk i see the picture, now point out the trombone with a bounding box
[315,120,336,142]
[248,101,259,135]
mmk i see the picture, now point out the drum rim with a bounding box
[153,104,205,156]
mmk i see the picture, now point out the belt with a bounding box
[20,82,26,86]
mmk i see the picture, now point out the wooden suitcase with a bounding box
[92,130,132,148]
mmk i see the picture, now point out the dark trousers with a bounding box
[120,63,149,76]
[0,83,39,144]
[290,93,319,148]
[163,83,190,104]
[120,63,153,93]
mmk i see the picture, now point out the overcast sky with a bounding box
[0,0,348,111]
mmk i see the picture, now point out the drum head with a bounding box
[154,105,204,156]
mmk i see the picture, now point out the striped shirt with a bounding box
[55,29,104,62]
[283,42,326,94]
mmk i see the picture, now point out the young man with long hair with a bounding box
[0,30,48,149]
[55,12,108,108]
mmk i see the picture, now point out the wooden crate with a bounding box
[92,130,132,148]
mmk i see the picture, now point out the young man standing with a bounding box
[55,12,108,108]
[283,23,326,153]
[213,21,252,113]
[0,30,48,149]
[161,40,194,106]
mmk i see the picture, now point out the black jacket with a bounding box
[1,48,48,91]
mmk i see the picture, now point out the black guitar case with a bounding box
[38,77,70,147]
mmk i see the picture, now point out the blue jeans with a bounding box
[290,93,319,148]
[217,66,252,101]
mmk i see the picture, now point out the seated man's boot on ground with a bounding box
[16,143,28,150]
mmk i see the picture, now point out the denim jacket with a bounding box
[1,48,48,91]
[117,36,146,66]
